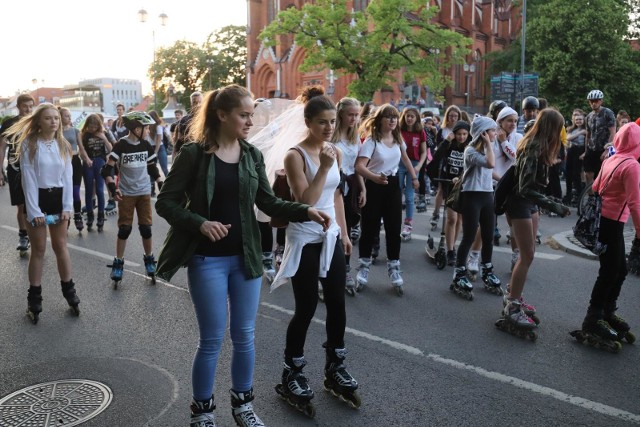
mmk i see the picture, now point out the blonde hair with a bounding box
[7,103,71,163]
[516,108,564,165]
[361,104,403,145]
[331,97,360,145]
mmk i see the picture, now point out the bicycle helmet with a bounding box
[521,96,539,111]
[489,100,507,120]
[122,111,155,131]
[587,89,604,100]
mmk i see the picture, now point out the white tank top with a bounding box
[334,140,359,176]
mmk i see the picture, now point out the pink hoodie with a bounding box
[592,122,640,234]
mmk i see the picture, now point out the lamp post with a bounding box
[138,8,168,112]
[464,63,476,111]
[206,58,215,90]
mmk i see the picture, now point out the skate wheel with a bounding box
[346,288,356,297]
[112,280,119,290]
[435,253,446,270]
[395,286,404,296]
[624,331,636,344]
[449,283,455,291]
[467,292,474,301]
[531,315,541,325]
[570,330,585,343]
[527,330,538,341]
[349,390,362,408]
[150,276,156,285]
[70,306,80,316]
[303,403,316,418]
[611,341,622,354]
[495,319,504,329]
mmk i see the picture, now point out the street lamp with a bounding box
[206,58,215,90]
[138,8,168,112]
[464,63,476,111]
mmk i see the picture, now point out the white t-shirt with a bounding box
[333,139,359,176]
[358,137,406,176]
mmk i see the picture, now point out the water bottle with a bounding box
[32,214,60,226]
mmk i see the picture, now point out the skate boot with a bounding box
[108,257,124,288]
[571,309,621,353]
[510,250,520,273]
[450,266,473,300]
[275,356,315,418]
[493,227,501,246]
[371,237,380,264]
[345,265,357,296]
[387,260,404,296]
[73,213,84,232]
[26,286,42,324]
[323,346,361,408]
[536,230,542,244]
[430,212,439,231]
[274,245,284,272]
[446,249,456,267]
[505,230,511,245]
[416,195,427,213]
[230,388,265,427]
[17,230,30,257]
[144,254,157,284]
[401,221,412,242]
[604,310,636,344]
[481,263,503,295]
[96,211,105,232]
[262,252,276,284]
[60,280,80,316]
[190,395,216,427]
[349,224,360,244]
[496,299,538,341]
[105,198,117,215]
[86,212,94,232]
[355,258,371,291]
[467,251,479,281]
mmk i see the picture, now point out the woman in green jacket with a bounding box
[155,84,329,427]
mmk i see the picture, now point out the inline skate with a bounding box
[430,212,439,231]
[387,260,404,296]
[415,195,427,213]
[86,212,94,232]
[17,230,30,257]
[355,258,371,292]
[495,299,538,341]
[105,198,117,215]
[345,265,357,296]
[604,310,636,344]
[190,395,215,427]
[60,279,80,316]
[108,257,125,289]
[230,388,265,427]
[450,266,473,300]
[275,356,315,418]
[349,224,361,245]
[96,211,105,232]
[262,252,276,284]
[481,263,503,295]
[73,213,84,232]
[400,221,412,242]
[144,254,157,284]
[274,245,284,272]
[467,251,479,281]
[571,310,621,353]
[493,227,501,246]
[26,286,42,324]
[370,236,380,265]
[323,346,361,409]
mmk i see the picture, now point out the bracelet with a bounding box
[412,177,419,181]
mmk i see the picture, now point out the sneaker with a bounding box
[503,299,537,329]
[387,260,403,287]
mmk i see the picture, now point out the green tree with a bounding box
[203,25,247,90]
[259,0,470,101]
[528,0,640,116]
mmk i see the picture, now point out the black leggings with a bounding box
[588,217,627,313]
[285,240,346,358]
[456,192,495,267]
[565,145,584,199]
[258,221,287,252]
[359,176,402,261]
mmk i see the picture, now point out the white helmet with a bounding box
[587,90,604,100]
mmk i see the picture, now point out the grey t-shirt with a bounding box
[462,145,494,192]
[109,137,156,196]
[63,127,80,152]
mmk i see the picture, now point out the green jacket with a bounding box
[155,140,310,281]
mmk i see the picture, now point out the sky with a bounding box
[1,0,247,97]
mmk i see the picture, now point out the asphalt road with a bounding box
[0,190,638,427]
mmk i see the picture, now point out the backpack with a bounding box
[572,158,630,255]
[494,165,515,215]
[269,147,305,228]
[162,127,173,155]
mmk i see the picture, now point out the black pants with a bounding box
[285,240,346,358]
[359,176,402,261]
[258,221,273,253]
[545,163,562,200]
[456,192,495,267]
[565,146,583,201]
[588,217,627,313]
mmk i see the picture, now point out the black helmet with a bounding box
[522,96,539,111]
[122,111,155,131]
[523,119,536,134]
[488,100,507,120]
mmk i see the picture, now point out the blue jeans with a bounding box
[156,145,169,177]
[398,159,418,220]
[187,255,262,399]
[83,157,106,213]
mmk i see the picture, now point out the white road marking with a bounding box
[261,301,640,424]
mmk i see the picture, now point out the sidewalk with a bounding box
[550,225,635,260]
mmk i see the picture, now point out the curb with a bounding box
[549,231,598,261]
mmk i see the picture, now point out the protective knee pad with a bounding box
[117,225,133,240]
[139,224,152,239]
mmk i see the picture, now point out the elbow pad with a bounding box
[101,163,115,180]
[147,164,160,181]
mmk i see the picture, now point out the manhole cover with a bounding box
[0,379,112,426]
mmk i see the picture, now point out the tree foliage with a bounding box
[259,0,470,101]
[152,25,247,110]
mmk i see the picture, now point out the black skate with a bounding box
[262,252,276,284]
[493,228,501,246]
[73,213,84,232]
[416,195,427,213]
[230,388,265,427]
[481,263,503,296]
[86,212,94,232]
[370,236,380,265]
[604,313,636,344]
[17,230,30,258]
[323,346,361,409]
[349,224,360,245]
[61,280,80,316]
[26,286,42,324]
[570,319,621,353]
[96,211,105,232]
[108,257,124,289]
[495,299,538,341]
[190,395,216,427]
[105,199,117,216]
[275,357,315,418]
[144,254,157,285]
[450,267,473,300]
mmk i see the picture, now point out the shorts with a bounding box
[118,194,152,227]
[505,194,538,219]
[38,187,63,215]
[583,148,605,175]
[7,166,24,206]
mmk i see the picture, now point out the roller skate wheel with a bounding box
[527,330,538,341]
[348,390,362,408]
[531,315,541,325]
[449,283,455,291]
[611,341,622,353]
[27,310,39,324]
[467,292,474,301]
[570,330,585,343]
[346,287,356,297]
[395,286,404,296]
[302,402,316,418]
[70,306,80,316]
[112,280,119,290]
[495,318,505,329]
[19,250,28,258]
[624,331,636,344]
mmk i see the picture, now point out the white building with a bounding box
[78,78,142,116]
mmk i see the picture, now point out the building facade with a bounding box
[78,78,142,116]
[247,0,522,113]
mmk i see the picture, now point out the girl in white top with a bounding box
[331,97,366,294]
[8,103,80,322]
[355,104,419,295]
[273,92,359,405]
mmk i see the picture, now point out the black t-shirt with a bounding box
[82,133,108,159]
[195,155,243,257]
[0,115,22,169]
[174,113,194,154]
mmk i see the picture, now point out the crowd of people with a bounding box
[1,85,640,427]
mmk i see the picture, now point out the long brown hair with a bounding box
[331,97,360,145]
[399,106,424,132]
[516,108,564,165]
[361,104,402,144]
